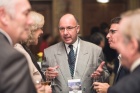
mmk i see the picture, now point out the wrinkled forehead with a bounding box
[110,23,119,30]
[109,24,120,34]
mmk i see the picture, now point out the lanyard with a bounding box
[64,39,80,78]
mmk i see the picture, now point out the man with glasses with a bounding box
[95,8,140,93]
[93,17,129,93]
[44,13,109,93]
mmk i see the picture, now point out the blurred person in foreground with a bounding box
[0,0,36,93]
[14,11,52,93]
[44,13,109,93]
[93,17,129,93]
[94,9,140,93]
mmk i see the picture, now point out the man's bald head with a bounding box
[59,13,78,26]
[58,13,80,44]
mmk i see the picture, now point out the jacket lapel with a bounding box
[74,40,90,80]
[55,42,71,82]
[113,66,122,85]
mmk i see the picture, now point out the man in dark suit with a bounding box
[44,13,109,93]
[106,17,129,85]
[107,8,140,93]
[112,58,129,84]
[94,9,140,93]
[93,17,129,93]
[0,0,36,93]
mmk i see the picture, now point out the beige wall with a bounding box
[128,0,140,10]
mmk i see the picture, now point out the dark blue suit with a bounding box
[113,65,129,84]
[108,65,140,93]
[108,58,129,93]
[113,58,130,84]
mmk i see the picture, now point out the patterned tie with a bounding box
[68,45,76,78]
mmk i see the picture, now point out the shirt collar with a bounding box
[130,58,140,72]
[118,54,121,61]
[0,28,13,46]
[65,38,79,50]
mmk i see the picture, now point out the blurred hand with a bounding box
[91,62,105,78]
[45,85,52,93]
[93,82,110,93]
[36,84,52,93]
[35,83,42,90]
[46,66,59,79]
[35,84,45,93]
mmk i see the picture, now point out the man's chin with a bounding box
[64,40,72,44]
[109,45,116,49]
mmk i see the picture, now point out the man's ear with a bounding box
[0,8,9,26]
[131,38,139,55]
[77,25,80,33]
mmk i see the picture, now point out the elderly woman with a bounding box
[14,11,51,93]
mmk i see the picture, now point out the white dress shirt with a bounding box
[117,54,122,73]
[130,58,140,72]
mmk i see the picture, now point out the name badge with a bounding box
[68,79,82,93]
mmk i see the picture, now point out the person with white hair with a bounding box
[0,0,36,93]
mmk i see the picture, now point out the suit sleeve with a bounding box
[0,51,36,93]
[98,49,110,82]
[42,48,51,71]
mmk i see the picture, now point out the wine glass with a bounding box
[34,79,45,93]
[41,59,52,86]
[93,76,103,82]
[41,78,51,86]
[93,76,103,93]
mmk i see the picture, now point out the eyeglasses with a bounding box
[58,26,78,32]
[108,30,117,34]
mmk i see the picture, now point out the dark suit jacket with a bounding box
[113,66,129,84]
[44,39,109,93]
[0,33,36,93]
[108,65,140,93]
[113,58,130,84]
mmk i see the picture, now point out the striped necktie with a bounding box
[68,45,76,78]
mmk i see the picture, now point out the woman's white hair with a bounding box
[24,11,44,45]
[29,11,45,31]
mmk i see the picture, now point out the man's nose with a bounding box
[106,33,110,39]
[64,28,68,34]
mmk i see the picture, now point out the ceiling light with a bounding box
[97,0,109,3]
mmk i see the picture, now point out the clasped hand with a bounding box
[93,82,110,93]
